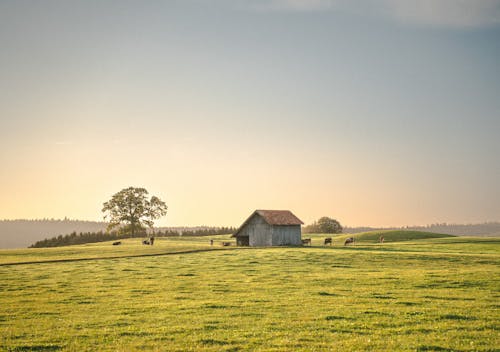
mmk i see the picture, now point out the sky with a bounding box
[0,0,499,227]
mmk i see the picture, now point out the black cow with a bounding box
[112,241,122,246]
[324,237,332,246]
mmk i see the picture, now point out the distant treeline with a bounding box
[29,231,124,248]
[29,227,237,248]
[159,227,236,237]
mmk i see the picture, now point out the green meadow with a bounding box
[0,233,499,351]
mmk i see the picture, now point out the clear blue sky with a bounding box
[0,0,499,227]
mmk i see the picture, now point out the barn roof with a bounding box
[232,210,303,237]
[255,210,304,225]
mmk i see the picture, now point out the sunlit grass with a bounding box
[0,235,498,351]
[0,235,232,265]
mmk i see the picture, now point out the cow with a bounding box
[344,237,355,246]
[112,241,122,246]
[324,237,332,246]
[302,238,312,246]
[379,235,384,243]
[142,240,150,245]
[150,237,155,246]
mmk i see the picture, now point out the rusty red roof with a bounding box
[255,210,304,225]
[232,210,303,237]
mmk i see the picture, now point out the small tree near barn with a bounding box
[102,187,167,237]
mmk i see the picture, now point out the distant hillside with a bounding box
[338,230,454,243]
[0,220,235,249]
[344,222,500,237]
[2,219,499,249]
[0,219,107,249]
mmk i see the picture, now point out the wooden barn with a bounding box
[232,210,303,246]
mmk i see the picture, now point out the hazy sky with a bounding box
[1,0,499,227]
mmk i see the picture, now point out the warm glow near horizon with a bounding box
[1,1,499,228]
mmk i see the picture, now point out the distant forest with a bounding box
[29,227,236,248]
[1,219,499,249]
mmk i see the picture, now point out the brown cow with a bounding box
[302,238,312,246]
[344,237,355,246]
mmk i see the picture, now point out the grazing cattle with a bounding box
[112,241,122,246]
[324,237,332,246]
[210,239,214,246]
[302,238,312,246]
[150,237,155,246]
[222,241,231,246]
[344,237,355,246]
[379,235,384,243]
[142,240,150,245]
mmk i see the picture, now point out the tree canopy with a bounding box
[102,187,167,236]
[304,217,343,234]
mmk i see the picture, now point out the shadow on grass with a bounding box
[199,338,231,346]
[325,315,352,320]
[9,345,63,351]
[439,314,477,321]
[417,346,462,352]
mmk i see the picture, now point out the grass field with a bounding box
[0,234,499,351]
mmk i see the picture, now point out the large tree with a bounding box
[304,217,343,234]
[102,187,167,237]
[317,217,343,234]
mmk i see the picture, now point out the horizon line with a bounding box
[2,217,500,228]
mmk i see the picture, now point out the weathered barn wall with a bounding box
[237,215,273,246]
[272,225,301,246]
[236,216,301,246]
[236,236,249,246]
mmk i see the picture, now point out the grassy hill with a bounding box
[0,235,232,265]
[0,236,498,351]
[340,230,455,243]
[303,230,454,246]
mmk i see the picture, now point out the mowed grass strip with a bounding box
[0,237,499,351]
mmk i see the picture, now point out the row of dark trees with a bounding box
[30,231,125,248]
[172,227,236,237]
[29,227,237,248]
